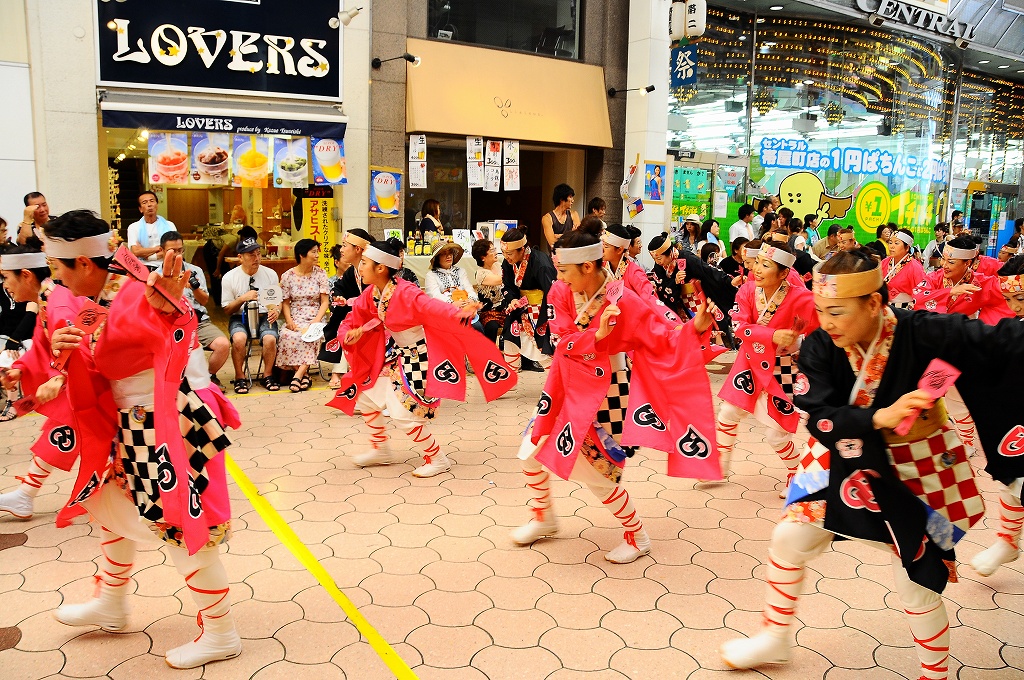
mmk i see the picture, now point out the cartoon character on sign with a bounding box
[778,172,853,223]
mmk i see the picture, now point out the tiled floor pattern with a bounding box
[0,355,1022,679]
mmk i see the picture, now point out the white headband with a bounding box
[757,245,797,268]
[0,252,48,271]
[556,242,604,264]
[344,232,370,249]
[894,232,915,248]
[364,245,403,269]
[43,232,114,259]
[502,237,527,250]
[945,246,978,260]
[603,232,631,249]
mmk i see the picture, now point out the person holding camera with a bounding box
[157,232,229,387]
[221,237,281,393]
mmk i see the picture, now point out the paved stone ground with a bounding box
[0,354,1021,679]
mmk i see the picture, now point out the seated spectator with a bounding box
[699,242,721,266]
[720,236,748,279]
[386,237,419,286]
[221,236,281,393]
[277,239,329,393]
[426,241,482,336]
[472,238,505,342]
[157,232,230,387]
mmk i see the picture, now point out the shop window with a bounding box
[427,0,580,59]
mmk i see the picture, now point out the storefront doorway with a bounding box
[965,186,1019,254]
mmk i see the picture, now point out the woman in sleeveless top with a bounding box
[541,183,580,251]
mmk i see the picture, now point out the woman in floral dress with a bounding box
[278,238,329,392]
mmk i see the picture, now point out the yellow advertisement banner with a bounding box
[302,194,337,276]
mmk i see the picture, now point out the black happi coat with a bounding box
[652,250,737,335]
[796,309,1024,593]
[319,266,363,363]
[501,249,557,355]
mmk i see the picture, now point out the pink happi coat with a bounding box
[532,280,721,480]
[912,269,1014,324]
[328,278,517,415]
[881,254,925,299]
[90,279,224,555]
[719,279,818,433]
[14,284,119,526]
[976,255,1003,276]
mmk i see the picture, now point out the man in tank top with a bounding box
[541,183,581,252]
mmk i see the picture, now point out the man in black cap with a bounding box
[220,237,281,393]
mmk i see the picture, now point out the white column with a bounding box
[625,0,671,268]
[340,7,371,233]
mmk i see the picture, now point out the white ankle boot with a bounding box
[412,453,451,478]
[605,529,652,564]
[511,514,559,545]
[165,611,242,669]
[720,631,792,669]
[54,588,129,632]
[971,539,1019,576]
[354,444,393,467]
[0,488,34,519]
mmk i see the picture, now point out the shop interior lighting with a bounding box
[607,84,656,97]
[328,7,363,28]
[769,5,784,10]
[998,64,1010,69]
[979,60,990,64]
[371,53,420,69]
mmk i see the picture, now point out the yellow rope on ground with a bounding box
[224,454,418,679]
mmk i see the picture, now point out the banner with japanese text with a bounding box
[301,191,337,276]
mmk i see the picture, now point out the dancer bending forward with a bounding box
[721,249,1024,680]
[513,224,721,563]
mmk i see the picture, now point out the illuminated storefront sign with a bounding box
[854,0,977,40]
[759,138,950,182]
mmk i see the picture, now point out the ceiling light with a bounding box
[998,64,1010,69]
[978,59,990,64]
[769,5,784,9]
[803,79,813,84]
[739,35,748,41]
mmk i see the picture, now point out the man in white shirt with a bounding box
[157,231,230,386]
[126,191,175,261]
[728,204,756,254]
[750,198,771,233]
[221,237,281,393]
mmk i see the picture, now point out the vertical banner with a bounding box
[503,140,520,191]
[232,135,271,188]
[467,136,484,188]
[302,191,337,276]
[484,139,502,192]
[273,138,309,189]
[190,133,230,185]
[409,134,427,189]
[369,166,402,217]
[149,132,190,185]
[312,137,348,185]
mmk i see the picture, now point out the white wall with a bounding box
[24,0,101,216]
[0,61,36,226]
[340,4,371,233]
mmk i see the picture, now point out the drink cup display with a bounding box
[276,144,309,184]
[235,141,269,183]
[314,139,344,183]
[195,139,230,179]
[152,137,189,183]
[373,172,398,212]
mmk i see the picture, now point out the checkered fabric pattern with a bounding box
[118,409,165,523]
[527,303,542,328]
[178,382,232,497]
[680,283,702,319]
[396,338,431,397]
[798,437,831,475]
[595,368,631,439]
[774,354,797,399]
[887,425,985,534]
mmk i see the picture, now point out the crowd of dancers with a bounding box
[0,208,1022,679]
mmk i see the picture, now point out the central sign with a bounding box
[855,0,977,40]
[95,0,343,101]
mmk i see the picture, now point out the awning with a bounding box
[99,91,348,139]
[405,38,612,148]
